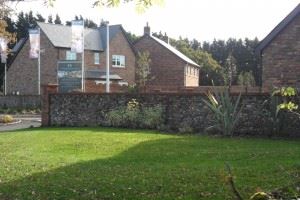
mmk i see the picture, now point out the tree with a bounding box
[54,14,61,24]
[136,51,152,89]
[125,31,140,43]
[47,15,53,23]
[166,35,222,85]
[237,71,255,87]
[35,13,45,22]
[84,18,97,28]
[223,53,237,86]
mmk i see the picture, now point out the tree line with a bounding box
[148,32,260,86]
[1,11,261,91]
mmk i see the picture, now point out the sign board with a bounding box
[57,61,82,93]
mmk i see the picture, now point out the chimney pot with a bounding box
[144,22,150,35]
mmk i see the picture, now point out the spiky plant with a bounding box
[203,87,242,136]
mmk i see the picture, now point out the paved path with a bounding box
[0,115,41,132]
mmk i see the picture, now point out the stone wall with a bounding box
[0,95,40,108]
[47,92,300,136]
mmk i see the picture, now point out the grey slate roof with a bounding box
[38,22,103,51]
[256,3,300,54]
[37,22,125,51]
[12,38,27,53]
[99,25,122,49]
[150,35,200,67]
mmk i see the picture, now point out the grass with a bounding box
[0,127,299,200]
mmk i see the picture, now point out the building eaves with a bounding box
[149,35,200,67]
[256,3,300,54]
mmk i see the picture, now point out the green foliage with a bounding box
[106,99,163,129]
[262,89,285,135]
[222,53,237,86]
[237,71,256,87]
[0,127,299,199]
[203,87,242,136]
[273,87,299,118]
[171,38,223,85]
[92,0,164,12]
[203,38,260,85]
[141,105,164,129]
[136,51,152,89]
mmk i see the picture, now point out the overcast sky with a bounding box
[11,0,300,42]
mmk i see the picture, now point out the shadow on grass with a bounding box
[0,137,239,200]
[0,133,298,200]
[9,126,164,135]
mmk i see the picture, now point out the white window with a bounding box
[94,52,100,64]
[66,51,77,60]
[112,55,125,67]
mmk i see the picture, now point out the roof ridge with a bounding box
[150,35,200,67]
[256,3,300,53]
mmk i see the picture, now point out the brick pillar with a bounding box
[41,84,58,127]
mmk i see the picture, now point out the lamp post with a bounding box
[105,21,110,93]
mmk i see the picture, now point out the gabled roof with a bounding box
[37,22,103,51]
[99,24,122,49]
[256,3,300,54]
[12,38,27,53]
[141,35,200,67]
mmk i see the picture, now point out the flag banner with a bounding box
[29,29,40,59]
[71,20,84,53]
[0,37,7,63]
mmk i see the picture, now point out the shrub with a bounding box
[0,115,14,123]
[140,105,163,129]
[203,87,242,136]
[105,99,164,129]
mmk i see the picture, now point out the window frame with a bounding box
[112,55,125,68]
[66,51,77,60]
[94,52,100,65]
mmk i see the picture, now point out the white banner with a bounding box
[71,20,84,53]
[29,29,40,59]
[0,37,7,63]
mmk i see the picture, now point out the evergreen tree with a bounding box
[16,12,28,39]
[47,15,53,23]
[35,13,45,22]
[84,19,97,28]
[54,14,62,24]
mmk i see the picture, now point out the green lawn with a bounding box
[0,128,299,200]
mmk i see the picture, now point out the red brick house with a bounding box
[7,22,136,95]
[8,22,200,95]
[256,4,300,89]
[134,25,200,88]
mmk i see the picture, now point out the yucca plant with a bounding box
[203,87,242,136]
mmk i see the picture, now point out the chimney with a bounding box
[144,22,150,35]
[162,32,169,44]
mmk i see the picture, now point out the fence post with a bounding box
[41,84,58,127]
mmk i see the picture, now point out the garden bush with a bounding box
[0,115,14,123]
[106,99,164,129]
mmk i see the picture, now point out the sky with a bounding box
[10,0,300,42]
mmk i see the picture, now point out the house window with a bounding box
[94,52,100,64]
[66,51,77,60]
[112,55,125,67]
